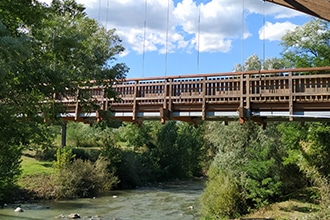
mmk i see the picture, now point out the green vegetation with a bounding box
[0,0,127,205]
[199,18,330,219]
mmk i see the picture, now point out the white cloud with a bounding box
[39,0,307,55]
[259,21,298,41]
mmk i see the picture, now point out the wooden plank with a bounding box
[264,0,330,22]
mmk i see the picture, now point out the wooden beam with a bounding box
[264,0,330,22]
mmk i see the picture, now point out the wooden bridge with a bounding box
[57,66,330,126]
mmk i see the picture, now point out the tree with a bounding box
[0,0,128,204]
[0,1,48,205]
[233,54,288,72]
[201,121,284,218]
[201,52,300,218]
[29,0,128,117]
[281,19,330,68]
[176,122,204,177]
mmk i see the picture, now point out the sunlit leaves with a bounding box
[281,19,330,67]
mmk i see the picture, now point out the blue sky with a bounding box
[43,0,311,78]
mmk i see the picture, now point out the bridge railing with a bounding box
[55,66,330,122]
[112,68,330,104]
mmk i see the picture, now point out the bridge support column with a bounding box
[238,106,246,124]
[160,108,170,124]
[61,122,67,147]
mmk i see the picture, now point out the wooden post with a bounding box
[239,73,247,123]
[132,80,138,121]
[168,79,173,113]
[202,76,207,120]
[163,79,168,110]
[288,72,294,121]
[245,74,250,112]
[61,122,67,147]
[74,88,80,121]
[161,79,169,123]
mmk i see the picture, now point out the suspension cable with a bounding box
[262,0,266,70]
[241,0,245,71]
[164,0,170,77]
[98,0,101,21]
[142,0,148,77]
[106,0,109,26]
[197,3,201,73]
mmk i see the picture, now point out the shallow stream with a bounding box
[0,180,205,220]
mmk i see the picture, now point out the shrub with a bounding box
[0,145,22,205]
[200,166,246,219]
[71,147,101,162]
[53,148,118,199]
[35,148,57,161]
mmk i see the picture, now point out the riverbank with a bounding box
[7,152,323,219]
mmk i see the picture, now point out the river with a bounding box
[0,180,205,220]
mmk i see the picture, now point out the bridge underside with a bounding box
[61,100,330,126]
[265,0,330,22]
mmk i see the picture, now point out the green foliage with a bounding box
[243,147,282,208]
[281,19,330,67]
[153,121,205,180]
[176,122,204,177]
[233,54,289,71]
[53,156,118,199]
[71,148,101,162]
[279,122,330,216]
[279,122,330,176]
[98,121,205,187]
[201,121,285,218]
[201,166,245,219]
[66,122,95,147]
[53,147,75,170]
[0,0,128,203]
[0,145,22,205]
[117,122,153,149]
[116,151,152,188]
[0,0,46,36]
[29,0,128,115]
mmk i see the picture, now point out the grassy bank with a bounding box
[21,155,54,176]
[243,200,319,219]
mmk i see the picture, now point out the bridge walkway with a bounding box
[57,66,330,125]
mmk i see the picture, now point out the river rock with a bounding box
[87,215,101,220]
[68,213,81,219]
[14,207,24,212]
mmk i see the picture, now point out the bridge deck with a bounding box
[57,66,330,125]
[265,0,330,22]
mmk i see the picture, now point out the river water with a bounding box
[0,180,205,220]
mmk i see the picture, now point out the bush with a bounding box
[71,147,101,162]
[0,145,22,206]
[116,151,154,188]
[53,148,118,199]
[35,148,57,161]
[200,166,246,219]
